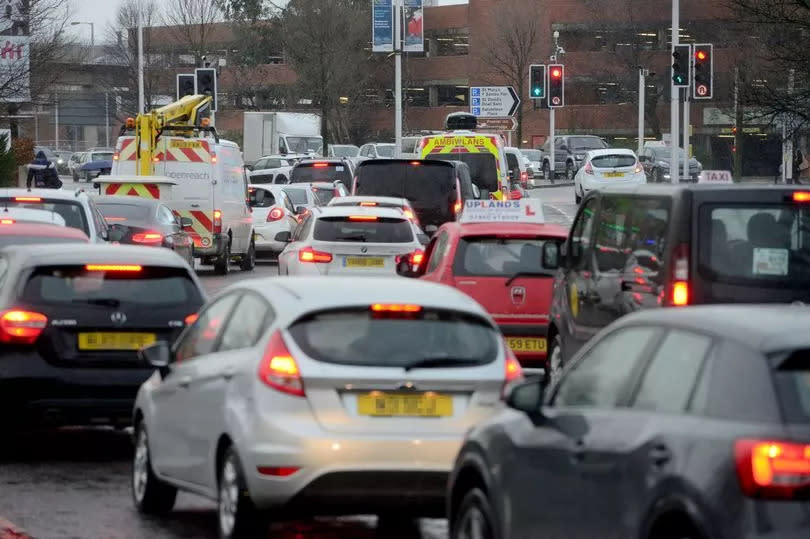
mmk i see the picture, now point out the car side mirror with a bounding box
[396,258,424,278]
[100,227,109,241]
[543,242,561,270]
[180,217,193,228]
[638,155,647,163]
[506,380,545,415]
[472,184,481,199]
[274,231,292,243]
[139,341,171,376]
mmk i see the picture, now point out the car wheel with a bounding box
[132,422,177,515]
[214,239,231,276]
[566,162,575,181]
[575,188,582,205]
[218,447,266,539]
[451,488,497,539]
[545,334,564,387]
[240,240,256,271]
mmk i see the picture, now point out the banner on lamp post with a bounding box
[403,0,423,52]
[0,36,30,103]
[372,0,393,53]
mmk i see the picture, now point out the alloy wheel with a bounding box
[219,458,239,537]
[132,428,149,503]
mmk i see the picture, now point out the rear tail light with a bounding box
[735,439,810,499]
[113,153,120,161]
[0,309,48,344]
[410,161,421,166]
[0,218,14,224]
[520,171,529,185]
[152,156,160,163]
[402,208,418,223]
[266,207,285,222]
[501,343,524,398]
[213,209,222,234]
[258,330,305,397]
[132,231,163,245]
[634,162,643,174]
[184,313,199,325]
[299,247,333,263]
[453,200,462,214]
[371,304,422,312]
[792,192,810,203]
[669,243,690,307]
[584,161,594,175]
[395,249,425,268]
[14,196,41,202]
[257,466,300,477]
[211,155,218,164]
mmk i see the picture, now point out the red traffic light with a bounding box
[696,50,707,61]
[551,68,562,79]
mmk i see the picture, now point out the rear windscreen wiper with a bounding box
[72,298,121,308]
[505,270,555,287]
[403,357,478,371]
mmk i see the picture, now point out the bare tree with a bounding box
[481,0,541,144]
[163,0,223,65]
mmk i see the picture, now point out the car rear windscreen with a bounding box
[427,153,498,193]
[311,186,336,205]
[21,265,203,307]
[291,163,352,184]
[771,350,810,424]
[1,199,89,235]
[284,188,309,206]
[569,137,607,150]
[701,205,810,284]
[91,152,114,162]
[454,237,560,277]
[523,150,542,160]
[0,235,86,248]
[591,155,636,168]
[288,307,497,367]
[355,162,456,208]
[96,203,152,222]
[314,216,413,243]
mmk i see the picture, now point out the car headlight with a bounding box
[57,158,64,165]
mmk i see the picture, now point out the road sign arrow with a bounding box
[507,86,520,116]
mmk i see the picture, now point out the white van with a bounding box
[107,134,255,275]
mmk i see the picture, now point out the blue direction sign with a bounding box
[468,86,520,118]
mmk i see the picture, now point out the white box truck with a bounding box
[243,112,322,165]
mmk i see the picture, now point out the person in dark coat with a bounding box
[26,150,62,189]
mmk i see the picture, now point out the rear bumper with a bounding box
[192,233,227,257]
[0,348,152,427]
[254,223,290,253]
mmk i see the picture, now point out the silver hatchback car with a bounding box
[132,277,522,539]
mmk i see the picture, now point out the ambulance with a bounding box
[418,131,510,200]
[107,133,255,275]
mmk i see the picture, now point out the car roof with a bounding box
[617,305,810,354]
[313,205,405,220]
[0,222,89,239]
[0,188,90,201]
[238,276,491,322]
[294,182,337,189]
[0,244,189,268]
[329,196,409,207]
[451,222,569,238]
[93,195,159,208]
[295,158,347,165]
[593,183,808,197]
[587,148,636,157]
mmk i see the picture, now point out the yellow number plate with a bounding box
[603,171,625,178]
[507,337,547,352]
[78,332,157,351]
[357,392,453,417]
[345,256,385,268]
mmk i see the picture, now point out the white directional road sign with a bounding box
[470,86,520,118]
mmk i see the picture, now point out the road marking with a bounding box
[544,203,575,225]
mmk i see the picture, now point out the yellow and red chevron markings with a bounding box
[173,209,213,248]
[154,139,211,163]
[104,183,160,198]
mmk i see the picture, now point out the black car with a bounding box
[289,158,354,187]
[449,304,810,539]
[353,159,476,234]
[94,195,195,266]
[547,184,810,376]
[639,143,703,183]
[0,244,206,429]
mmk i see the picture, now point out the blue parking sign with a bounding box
[471,87,481,97]
[472,107,481,115]
[472,97,480,106]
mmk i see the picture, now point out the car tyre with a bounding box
[214,239,231,276]
[218,447,267,539]
[240,240,256,271]
[132,423,177,515]
[566,161,575,181]
[545,333,565,387]
[451,488,497,539]
[575,188,582,205]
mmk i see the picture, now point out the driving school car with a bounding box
[401,198,567,369]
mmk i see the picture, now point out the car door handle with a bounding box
[190,204,200,208]
[222,368,235,381]
[649,445,671,466]
[178,376,191,388]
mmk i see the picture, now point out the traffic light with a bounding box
[529,64,546,100]
[195,67,217,111]
[176,74,195,100]
[548,64,564,108]
[672,44,690,87]
[692,43,713,99]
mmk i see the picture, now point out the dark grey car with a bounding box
[448,305,810,539]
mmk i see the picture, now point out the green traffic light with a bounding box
[533,88,541,96]
[673,75,685,84]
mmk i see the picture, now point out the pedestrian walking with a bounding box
[26,150,62,189]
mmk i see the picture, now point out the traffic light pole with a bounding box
[394,0,402,159]
[683,91,689,180]
[549,108,555,181]
[670,0,680,183]
[638,68,646,154]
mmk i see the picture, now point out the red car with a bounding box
[0,220,90,248]
[400,199,566,369]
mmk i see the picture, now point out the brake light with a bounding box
[634,162,643,174]
[15,197,41,202]
[184,313,199,325]
[257,466,300,477]
[402,208,416,221]
[584,161,594,175]
[349,215,378,221]
[313,162,329,168]
[211,155,218,164]
[258,330,305,397]
[454,200,462,214]
[501,343,524,398]
[113,153,120,161]
[213,209,222,234]
[103,217,127,222]
[668,243,690,306]
[672,281,689,306]
[410,161,420,166]
[299,247,333,263]
[371,304,422,313]
[793,192,810,203]
[520,170,528,183]
[0,218,14,224]
[395,249,425,267]
[85,264,142,272]
[266,207,285,222]
[132,231,163,245]
[0,310,48,344]
[359,201,378,207]
[735,439,810,499]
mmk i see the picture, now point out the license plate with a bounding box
[357,392,453,417]
[344,256,385,268]
[603,172,625,178]
[506,337,547,352]
[78,332,156,351]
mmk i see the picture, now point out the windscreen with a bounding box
[569,137,607,150]
[376,145,395,158]
[288,307,498,367]
[427,153,498,193]
[1,199,89,235]
[331,146,359,157]
[771,350,810,424]
[355,161,455,208]
[91,152,114,162]
[21,265,203,307]
[291,163,352,184]
[96,203,152,222]
[453,237,560,277]
[311,186,336,206]
[284,188,309,206]
[591,155,637,168]
[286,137,322,154]
[314,216,414,243]
[523,150,542,160]
[701,205,810,284]
[0,235,86,248]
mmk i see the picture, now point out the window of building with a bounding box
[435,34,469,56]
[437,85,468,106]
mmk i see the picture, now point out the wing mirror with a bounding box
[295,206,307,215]
[506,380,545,415]
[139,341,171,377]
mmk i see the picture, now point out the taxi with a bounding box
[400,198,567,369]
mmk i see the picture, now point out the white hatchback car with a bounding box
[248,185,300,257]
[133,277,523,538]
[573,148,647,204]
[0,188,109,242]
[277,205,424,276]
